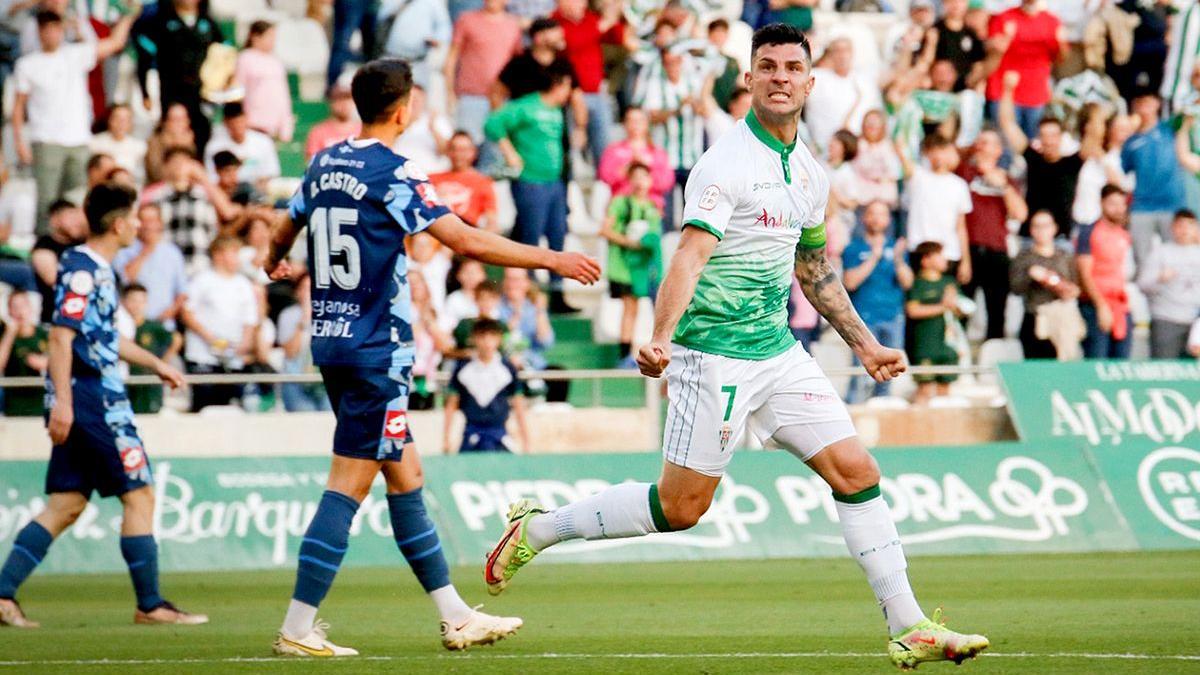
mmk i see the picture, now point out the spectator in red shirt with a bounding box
[553,0,628,163]
[1076,184,1133,360]
[955,129,1028,341]
[597,106,674,210]
[443,0,523,145]
[430,132,499,232]
[304,82,361,161]
[985,0,1065,140]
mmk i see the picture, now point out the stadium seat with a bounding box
[588,180,612,226]
[268,0,310,19]
[492,180,516,235]
[567,181,599,235]
[927,395,972,409]
[863,395,910,410]
[810,338,854,399]
[274,17,330,86]
[976,338,1024,386]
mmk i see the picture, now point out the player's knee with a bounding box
[44,496,87,529]
[659,491,712,530]
[121,488,156,519]
[832,453,881,496]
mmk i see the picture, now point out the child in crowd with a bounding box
[905,241,963,405]
[452,280,503,352]
[121,283,182,414]
[235,20,294,142]
[0,292,48,416]
[600,162,662,366]
[443,319,530,454]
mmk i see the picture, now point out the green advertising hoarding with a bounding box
[8,437,1195,576]
[1000,360,1200,446]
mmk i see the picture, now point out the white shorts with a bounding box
[661,341,857,477]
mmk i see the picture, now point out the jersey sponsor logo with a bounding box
[754,209,802,230]
[121,445,148,473]
[320,152,365,168]
[383,410,408,440]
[752,181,785,192]
[698,184,720,211]
[61,293,87,320]
[403,162,429,182]
[68,270,94,295]
[415,182,443,208]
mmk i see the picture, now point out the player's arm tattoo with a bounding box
[794,244,875,352]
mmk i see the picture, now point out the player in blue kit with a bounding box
[0,183,205,628]
[263,59,600,656]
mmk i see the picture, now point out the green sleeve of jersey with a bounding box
[683,218,723,241]
[799,222,826,249]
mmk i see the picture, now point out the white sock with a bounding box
[429,584,473,625]
[835,494,926,636]
[525,482,659,550]
[281,599,318,638]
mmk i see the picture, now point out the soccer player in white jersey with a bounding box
[484,24,989,670]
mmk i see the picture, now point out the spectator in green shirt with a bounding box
[905,241,964,406]
[122,283,181,414]
[0,292,48,417]
[600,161,662,366]
[485,63,576,313]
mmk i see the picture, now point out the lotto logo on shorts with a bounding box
[698,185,720,211]
[61,293,87,320]
[383,410,408,439]
[120,446,147,473]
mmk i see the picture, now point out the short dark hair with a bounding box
[86,153,112,172]
[246,19,273,48]
[1175,209,1197,221]
[542,61,574,92]
[84,182,138,236]
[35,10,62,27]
[352,59,414,124]
[1038,116,1063,131]
[751,23,812,65]
[471,317,506,337]
[208,235,241,255]
[708,18,729,33]
[1100,183,1128,200]
[476,280,501,297]
[832,129,858,161]
[921,133,954,153]
[48,199,76,217]
[912,241,944,269]
[222,101,245,120]
[213,150,242,170]
[626,161,651,176]
[122,282,148,297]
[529,17,558,38]
[163,145,197,163]
[449,130,474,144]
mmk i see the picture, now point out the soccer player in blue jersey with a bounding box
[263,59,600,656]
[0,183,205,628]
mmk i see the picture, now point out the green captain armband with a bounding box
[799,222,827,249]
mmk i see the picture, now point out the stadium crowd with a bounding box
[1,0,1199,422]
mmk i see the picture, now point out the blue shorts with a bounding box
[321,365,414,461]
[461,424,510,453]
[45,379,152,498]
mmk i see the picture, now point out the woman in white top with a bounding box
[90,104,148,186]
[1071,104,1135,229]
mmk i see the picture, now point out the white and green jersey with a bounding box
[676,110,829,361]
[634,58,706,171]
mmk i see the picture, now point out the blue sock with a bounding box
[292,490,359,607]
[0,522,52,599]
[120,535,165,612]
[387,489,450,592]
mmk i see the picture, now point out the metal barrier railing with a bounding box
[0,364,999,389]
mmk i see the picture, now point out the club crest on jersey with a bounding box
[719,423,732,452]
[698,185,720,211]
[383,410,408,440]
[61,293,87,319]
[68,270,94,295]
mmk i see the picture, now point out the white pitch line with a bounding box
[0,652,1198,667]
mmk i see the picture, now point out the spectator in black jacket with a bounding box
[133,0,224,152]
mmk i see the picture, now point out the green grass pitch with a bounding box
[3,551,1198,674]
